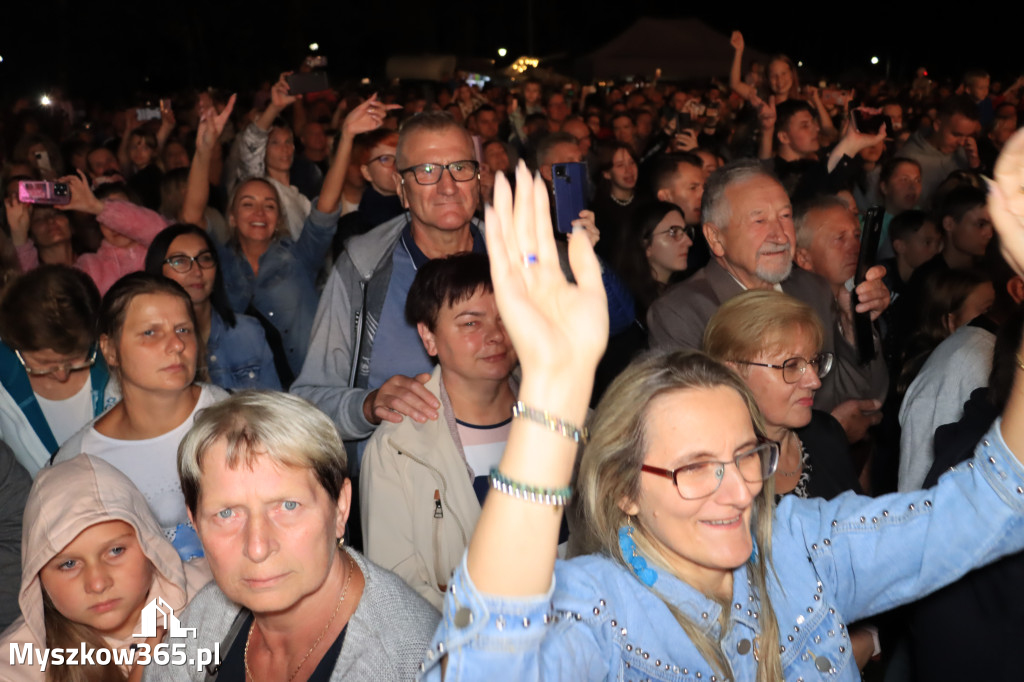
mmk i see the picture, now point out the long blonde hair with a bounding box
[577,350,782,681]
[42,592,128,682]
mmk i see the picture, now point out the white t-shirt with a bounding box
[35,375,93,446]
[54,384,228,541]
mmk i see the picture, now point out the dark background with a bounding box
[0,2,1019,101]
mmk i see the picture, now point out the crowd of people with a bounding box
[1,27,1023,681]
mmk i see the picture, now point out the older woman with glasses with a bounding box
[705,290,861,501]
[0,266,117,476]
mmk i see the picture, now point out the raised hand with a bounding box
[4,196,31,246]
[341,94,401,140]
[990,127,1024,277]
[56,171,103,215]
[485,161,607,381]
[270,72,298,110]
[196,94,236,153]
[730,30,745,52]
[753,94,777,131]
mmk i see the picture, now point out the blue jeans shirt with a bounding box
[423,420,1024,681]
[219,204,338,376]
[206,310,282,391]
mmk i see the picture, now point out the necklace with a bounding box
[611,193,634,206]
[244,552,355,682]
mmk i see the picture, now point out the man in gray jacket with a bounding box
[647,160,890,441]
[292,113,486,473]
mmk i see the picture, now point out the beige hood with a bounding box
[9,453,207,650]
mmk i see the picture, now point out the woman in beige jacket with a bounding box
[360,253,519,608]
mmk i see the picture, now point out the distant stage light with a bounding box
[871,56,879,65]
[498,48,507,57]
[310,43,319,51]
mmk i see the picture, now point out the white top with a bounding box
[34,375,93,446]
[53,384,228,541]
[898,325,995,491]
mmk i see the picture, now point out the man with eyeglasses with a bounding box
[648,161,890,443]
[294,112,488,488]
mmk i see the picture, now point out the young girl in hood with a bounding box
[0,454,210,682]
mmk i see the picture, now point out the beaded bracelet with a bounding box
[489,468,573,507]
[512,401,589,444]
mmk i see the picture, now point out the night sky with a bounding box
[1,2,1020,102]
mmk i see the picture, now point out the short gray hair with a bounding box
[701,160,775,230]
[396,112,474,168]
[794,195,849,250]
[178,391,348,514]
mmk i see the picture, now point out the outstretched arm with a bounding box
[729,31,756,101]
[317,94,400,215]
[467,162,608,595]
[182,95,236,227]
[990,128,1024,457]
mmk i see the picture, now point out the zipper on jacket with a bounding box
[348,281,366,387]
[433,489,444,518]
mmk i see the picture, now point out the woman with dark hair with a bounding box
[590,142,638,257]
[145,224,280,391]
[54,273,227,560]
[614,201,692,318]
[0,266,117,476]
[898,268,994,398]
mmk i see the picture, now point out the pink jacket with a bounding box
[16,201,170,295]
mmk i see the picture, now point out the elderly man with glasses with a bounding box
[293,112,487,483]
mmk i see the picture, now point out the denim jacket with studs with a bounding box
[420,420,1024,682]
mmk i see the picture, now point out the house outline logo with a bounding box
[132,597,197,638]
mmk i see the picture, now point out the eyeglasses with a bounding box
[641,440,780,500]
[369,153,396,167]
[650,225,694,242]
[398,160,480,185]
[163,251,217,274]
[15,346,97,377]
[734,352,834,384]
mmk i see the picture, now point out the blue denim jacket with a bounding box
[218,204,338,376]
[206,310,282,391]
[422,421,1024,681]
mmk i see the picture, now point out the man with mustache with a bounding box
[648,161,890,442]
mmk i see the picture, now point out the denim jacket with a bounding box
[218,203,338,377]
[422,420,1024,681]
[206,310,281,392]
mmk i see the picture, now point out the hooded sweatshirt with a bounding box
[0,454,210,681]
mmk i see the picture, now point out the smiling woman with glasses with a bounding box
[144,224,281,392]
[0,266,118,476]
[417,166,1024,682]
